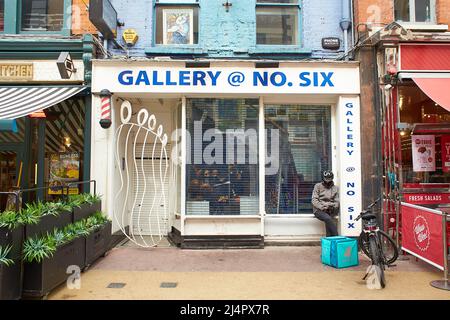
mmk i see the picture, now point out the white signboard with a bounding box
[412,135,436,172]
[92,64,360,95]
[338,96,362,237]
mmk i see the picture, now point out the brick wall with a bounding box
[71,0,98,35]
[353,0,393,29]
[437,0,450,25]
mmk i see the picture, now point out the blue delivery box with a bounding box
[321,236,359,268]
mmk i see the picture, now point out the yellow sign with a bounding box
[0,63,33,81]
[122,29,139,46]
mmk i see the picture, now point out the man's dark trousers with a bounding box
[314,210,338,237]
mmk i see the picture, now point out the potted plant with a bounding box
[0,211,25,300]
[24,201,73,239]
[22,221,89,299]
[69,194,102,223]
[84,212,112,269]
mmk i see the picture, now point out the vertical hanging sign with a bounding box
[412,135,436,172]
[338,96,362,237]
[441,135,450,173]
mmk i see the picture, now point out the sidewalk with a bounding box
[49,241,450,300]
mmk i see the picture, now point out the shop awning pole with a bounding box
[430,212,450,291]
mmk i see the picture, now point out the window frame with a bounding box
[395,0,436,24]
[255,0,302,47]
[152,0,200,47]
[19,0,71,35]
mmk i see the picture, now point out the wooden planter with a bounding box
[85,221,112,268]
[25,210,72,239]
[22,236,86,299]
[0,226,24,300]
[73,200,101,223]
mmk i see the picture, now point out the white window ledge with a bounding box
[398,23,448,31]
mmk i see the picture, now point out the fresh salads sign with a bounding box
[92,66,360,94]
[412,135,436,172]
[48,152,80,195]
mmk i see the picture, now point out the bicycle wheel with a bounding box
[378,229,399,265]
[369,236,386,288]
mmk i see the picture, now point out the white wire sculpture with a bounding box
[114,100,169,247]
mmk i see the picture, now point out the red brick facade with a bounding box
[71,0,99,35]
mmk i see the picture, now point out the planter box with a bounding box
[85,221,112,267]
[0,226,24,300]
[73,200,101,223]
[25,210,72,239]
[22,236,86,299]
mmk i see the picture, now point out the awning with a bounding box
[0,86,87,120]
[413,78,450,112]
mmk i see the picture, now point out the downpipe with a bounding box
[340,0,351,61]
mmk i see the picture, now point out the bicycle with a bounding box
[355,198,399,288]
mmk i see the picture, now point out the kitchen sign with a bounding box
[0,63,33,81]
[412,135,436,172]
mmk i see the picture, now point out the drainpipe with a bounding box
[340,0,351,61]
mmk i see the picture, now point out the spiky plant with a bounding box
[0,211,20,229]
[23,236,56,263]
[0,245,14,267]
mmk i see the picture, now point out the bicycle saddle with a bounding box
[361,213,377,220]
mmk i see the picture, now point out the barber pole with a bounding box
[99,89,112,129]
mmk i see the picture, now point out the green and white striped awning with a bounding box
[0,86,87,120]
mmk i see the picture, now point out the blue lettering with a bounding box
[320,72,334,87]
[348,206,355,213]
[347,150,354,155]
[346,111,354,116]
[347,126,353,132]
[254,72,268,86]
[179,71,190,86]
[299,72,311,87]
[166,71,177,86]
[347,134,353,140]
[348,223,355,229]
[347,190,356,196]
[193,71,206,86]
[347,182,355,188]
[152,71,163,86]
[347,118,353,124]
[207,71,221,86]
[135,71,150,85]
[313,72,319,86]
[270,72,287,87]
[118,70,133,85]
[346,103,354,108]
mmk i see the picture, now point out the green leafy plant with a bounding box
[67,193,101,208]
[85,212,110,231]
[23,237,56,264]
[0,245,14,267]
[0,211,21,230]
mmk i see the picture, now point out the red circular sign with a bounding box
[413,215,430,252]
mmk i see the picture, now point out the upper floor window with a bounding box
[256,0,299,45]
[21,0,65,32]
[155,0,199,45]
[395,0,436,23]
[0,0,4,32]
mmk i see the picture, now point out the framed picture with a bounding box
[162,8,194,45]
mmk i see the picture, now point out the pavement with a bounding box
[48,239,450,300]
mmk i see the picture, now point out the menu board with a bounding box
[412,135,436,172]
[441,135,450,173]
[48,152,80,195]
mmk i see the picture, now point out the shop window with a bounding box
[186,99,259,216]
[265,105,332,214]
[21,0,65,32]
[256,0,299,45]
[44,99,85,198]
[155,0,199,45]
[395,0,435,23]
[0,0,4,32]
[398,85,450,187]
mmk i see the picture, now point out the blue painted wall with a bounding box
[110,0,348,59]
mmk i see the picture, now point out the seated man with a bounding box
[311,170,339,237]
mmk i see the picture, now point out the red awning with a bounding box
[413,78,450,112]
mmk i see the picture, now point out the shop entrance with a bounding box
[264,105,332,238]
[0,148,21,210]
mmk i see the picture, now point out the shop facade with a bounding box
[0,35,96,206]
[91,59,362,247]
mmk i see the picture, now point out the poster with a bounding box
[441,135,450,173]
[401,203,445,270]
[48,152,80,195]
[412,135,435,172]
[162,8,194,45]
